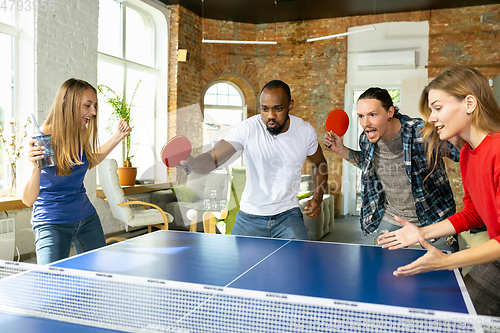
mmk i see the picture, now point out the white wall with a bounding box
[341,21,430,216]
[401,77,429,119]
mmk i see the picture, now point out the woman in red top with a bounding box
[378,66,500,316]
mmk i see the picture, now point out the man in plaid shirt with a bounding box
[324,87,460,252]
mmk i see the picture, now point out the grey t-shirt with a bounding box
[372,129,419,226]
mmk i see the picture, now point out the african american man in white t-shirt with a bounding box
[181,80,328,240]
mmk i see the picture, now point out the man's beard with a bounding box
[266,116,289,135]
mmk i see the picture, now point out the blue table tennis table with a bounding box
[0,230,496,332]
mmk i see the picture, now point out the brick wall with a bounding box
[428,5,500,211]
[168,6,204,182]
[168,4,500,216]
[428,5,500,79]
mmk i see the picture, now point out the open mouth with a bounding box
[436,125,444,132]
[365,129,377,139]
[83,116,91,126]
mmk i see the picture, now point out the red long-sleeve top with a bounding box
[448,134,500,244]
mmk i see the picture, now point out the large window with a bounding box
[98,0,159,181]
[203,82,246,167]
[0,12,17,196]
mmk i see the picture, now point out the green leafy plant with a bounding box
[97,77,143,167]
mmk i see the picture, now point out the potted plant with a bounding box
[98,77,143,186]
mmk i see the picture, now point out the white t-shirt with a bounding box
[224,115,318,215]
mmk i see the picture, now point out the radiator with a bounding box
[127,194,152,208]
[0,218,15,261]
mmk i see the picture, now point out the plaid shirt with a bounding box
[359,113,460,236]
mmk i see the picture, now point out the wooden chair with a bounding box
[98,159,173,243]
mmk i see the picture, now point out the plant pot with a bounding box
[117,167,137,186]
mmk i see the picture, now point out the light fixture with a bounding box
[307,26,376,43]
[178,49,190,62]
[201,0,278,45]
[202,40,277,45]
[307,0,377,42]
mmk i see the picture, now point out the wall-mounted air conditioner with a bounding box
[357,50,416,70]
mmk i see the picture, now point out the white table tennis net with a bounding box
[0,260,498,333]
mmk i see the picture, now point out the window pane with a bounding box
[98,58,124,91]
[0,107,4,192]
[228,95,242,106]
[125,67,155,110]
[206,85,217,95]
[0,34,12,85]
[98,0,122,58]
[130,105,154,180]
[353,90,364,104]
[0,33,12,194]
[218,83,229,95]
[125,6,153,66]
[217,95,229,106]
[388,89,400,103]
[0,84,13,193]
[204,109,243,127]
[204,94,216,105]
[125,67,155,179]
[97,58,125,164]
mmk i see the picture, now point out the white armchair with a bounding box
[298,175,335,241]
[98,159,174,239]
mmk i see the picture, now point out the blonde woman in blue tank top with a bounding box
[22,78,131,265]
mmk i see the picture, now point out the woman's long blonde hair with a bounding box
[43,78,99,176]
[420,66,500,170]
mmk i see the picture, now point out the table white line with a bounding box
[176,240,292,324]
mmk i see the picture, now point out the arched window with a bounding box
[203,82,246,167]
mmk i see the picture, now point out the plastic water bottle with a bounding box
[210,189,217,209]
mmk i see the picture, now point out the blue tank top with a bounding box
[31,152,96,225]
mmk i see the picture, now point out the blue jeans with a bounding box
[33,212,107,265]
[231,208,309,240]
[363,219,459,253]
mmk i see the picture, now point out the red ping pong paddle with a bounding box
[161,136,192,175]
[325,109,349,137]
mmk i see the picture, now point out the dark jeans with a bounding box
[231,208,309,240]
